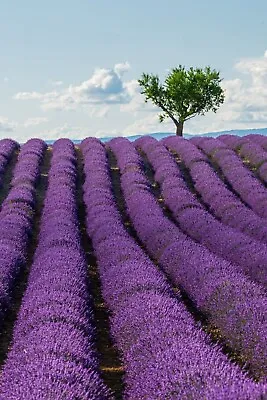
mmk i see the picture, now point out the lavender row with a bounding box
[164,135,267,244]
[240,141,267,185]
[218,134,267,184]
[219,135,267,185]
[217,134,247,150]
[136,136,267,288]
[219,134,267,188]
[0,139,18,190]
[218,134,267,152]
[190,136,267,218]
[109,137,267,380]
[0,138,46,327]
[80,137,266,399]
[244,134,267,151]
[0,139,112,400]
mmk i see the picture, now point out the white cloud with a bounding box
[120,79,158,114]
[29,124,119,141]
[86,106,109,118]
[234,50,267,86]
[14,91,56,100]
[114,62,130,77]
[0,117,17,132]
[135,50,267,134]
[14,62,134,112]
[123,114,173,136]
[9,123,87,142]
[9,50,267,138]
[23,117,49,127]
[120,50,267,135]
[211,50,267,128]
[0,116,49,136]
[39,124,82,140]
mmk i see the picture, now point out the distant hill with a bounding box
[120,127,267,142]
[185,127,267,139]
[45,127,267,144]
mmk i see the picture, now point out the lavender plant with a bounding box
[0,139,112,400]
[81,137,266,398]
[0,139,45,327]
[109,137,267,380]
[164,135,267,244]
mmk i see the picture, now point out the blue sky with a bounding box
[1,0,267,141]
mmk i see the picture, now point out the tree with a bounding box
[138,65,225,136]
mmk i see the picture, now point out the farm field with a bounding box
[0,134,266,399]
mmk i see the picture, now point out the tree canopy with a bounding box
[138,65,225,136]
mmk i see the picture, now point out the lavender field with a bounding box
[0,134,266,399]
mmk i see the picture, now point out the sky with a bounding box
[1,0,267,141]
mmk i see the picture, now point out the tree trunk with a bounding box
[175,121,184,136]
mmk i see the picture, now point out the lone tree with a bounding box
[138,65,225,136]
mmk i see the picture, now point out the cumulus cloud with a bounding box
[10,51,267,137]
[235,52,267,86]
[211,50,267,128]
[114,62,130,77]
[120,79,158,114]
[14,62,133,112]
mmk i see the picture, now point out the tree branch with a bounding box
[157,101,179,125]
[184,113,199,121]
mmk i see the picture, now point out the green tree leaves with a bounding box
[138,65,225,136]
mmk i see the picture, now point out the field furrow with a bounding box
[220,136,267,186]
[135,136,267,288]
[82,137,265,399]
[165,136,267,243]
[0,133,266,399]
[190,136,267,218]
[0,139,112,399]
[243,134,267,152]
[76,146,125,399]
[109,137,267,381]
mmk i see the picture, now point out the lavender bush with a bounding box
[0,139,18,190]
[189,136,267,218]
[136,136,267,288]
[0,139,112,400]
[0,139,45,327]
[81,137,266,398]
[109,137,267,380]
[164,135,267,244]
[0,134,266,399]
